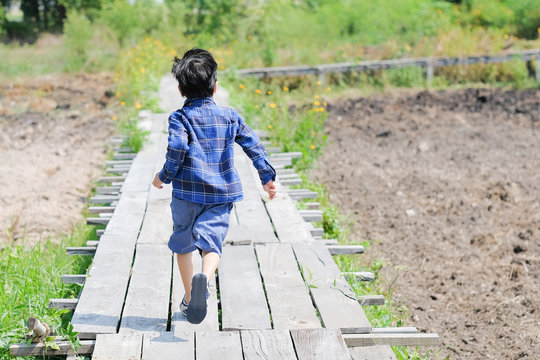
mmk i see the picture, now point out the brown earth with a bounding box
[0,73,116,246]
[311,88,540,359]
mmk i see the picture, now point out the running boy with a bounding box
[152,48,277,324]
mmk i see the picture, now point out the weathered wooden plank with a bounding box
[71,235,138,338]
[241,329,297,360]
[265,193,313,243]
[309,227,324,237]
[49,298,77,309]
[255,243,320,329]
[343,272,375,282]
[95,186,121,195]
[106,160,132,166]
[96,229,104,237]
[195,331,243,360]
[327,245,365,255]
[9,340,95,356]
[349,345,398,360]
[270,151,302,158]
[142,330,195,360]
[90,195,120,204]
[137,199,172,245]
[287,189,318,200]
[219,245,271,330]
[291,242,371,333]
[86,217,109,226]
[113,153,136,160]
[91,333,142,360]
[276,168,296,175]
[88,204,115,212]
[98,175,126,183]
[66,246,96,255]
[86,240,99,247]
[171,251,219,332]
[106,167,129,174]
[280,178,302,186]
[372,327,418,334]
[290,328,350,360]
[233,146,278,243]
[343,333,440,347]
[299,209,323,222]
[119,244,171,335]
[61,274,87,284]
[305,202,320,209]
[357,295,385,306]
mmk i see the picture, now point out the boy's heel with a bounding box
[187,273,208,324]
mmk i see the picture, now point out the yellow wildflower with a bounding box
[504,34,509,40]
[269,103,276,109]
[255,105,259,109]
[314,101,321,106]
[267,90,272,95]
[145,37,151,42]
[247,35,253,40]
[323,101,327,106]
[267,124,273,129]
[316,80,321,85]
[136,58,140,62]
[255,89,262,95]
[120,101,125,107]
[136,103,142,109]
[115,73,120,77]
[239,84,246,90]
[405,45,411,51]
[326,87,332,92]
[115,92,120,97]
[141,68,145,73]
[283,86,289,92]
[112,115,117,121]
[314,94,320,99]
[310,144,315,150]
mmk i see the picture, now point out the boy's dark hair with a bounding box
[172,48,217,99]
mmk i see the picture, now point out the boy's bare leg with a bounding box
[201,250,220,279]
[177,252,194,303]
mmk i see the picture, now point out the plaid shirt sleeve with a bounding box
[158,112,189,184]
[235,113,276,185]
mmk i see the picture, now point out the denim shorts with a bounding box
[169,196,233,256]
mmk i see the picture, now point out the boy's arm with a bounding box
[235,114,276,186]
[156,112,189,185]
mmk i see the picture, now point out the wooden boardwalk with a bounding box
[10,76,438,359]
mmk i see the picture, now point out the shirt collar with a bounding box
[183,97,216,107]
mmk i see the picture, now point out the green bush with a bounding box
[63,11,93,71]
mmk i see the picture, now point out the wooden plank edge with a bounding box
[357,295,385,306]
[10,339,95,356]
[327,245,365,255]
[49,298,78,309]
[343,333,439,347]
[61,275,87,284]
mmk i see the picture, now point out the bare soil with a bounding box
[311,88,540,359]
[0,73,116,246]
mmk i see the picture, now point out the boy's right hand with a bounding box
[152,173,163,189]
[263,180,277,200]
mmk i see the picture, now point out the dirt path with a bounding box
[0,73,116,246]
[311,88,539,359]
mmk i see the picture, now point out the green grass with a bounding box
[0,225,95,360]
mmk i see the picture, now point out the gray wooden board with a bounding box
[137,199,172,245]
[102,191,147,237]
[119,244,171,335]
[265,193,313,243]
[142,330,194,360]
[240,329,297,360]
[71,235,137,338]
[171,251,219,332]
[9,340,95,356]
[290,328,350,360]
[219,245,271,330]
[91,333,142,360]
[291,242,371,334]
[349,345,397,360]
[195,331,243,360]
[343,333,440,347]
[254,243,320,329]
[233,145,277,243]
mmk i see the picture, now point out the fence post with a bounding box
[425,59,434,87]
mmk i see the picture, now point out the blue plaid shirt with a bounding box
[158,97,276,204]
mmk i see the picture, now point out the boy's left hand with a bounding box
[152,173,163,189]
[263,180,277,200]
